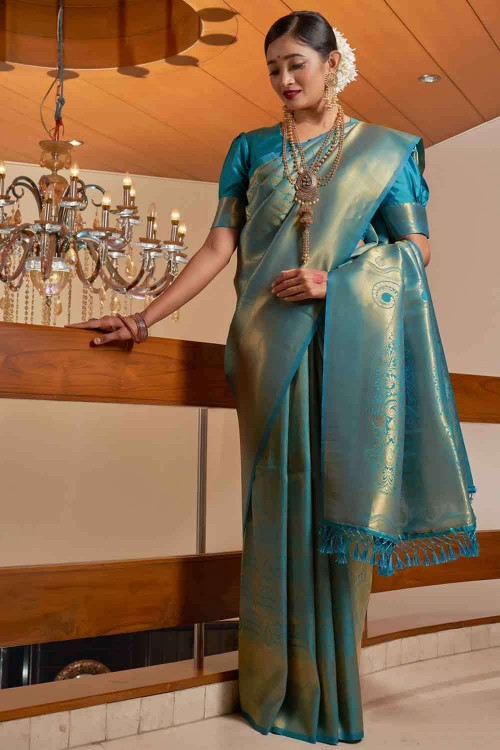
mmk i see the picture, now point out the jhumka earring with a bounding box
[324,70,339,111]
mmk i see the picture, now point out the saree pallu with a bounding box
[218,122,477,742]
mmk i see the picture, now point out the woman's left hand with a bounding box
[271,267,327,301]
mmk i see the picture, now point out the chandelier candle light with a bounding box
[0,0,188,327]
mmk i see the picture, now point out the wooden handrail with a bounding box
[1,322,499,421]
[0,322,233,408]
[0,532,497,649]
[0,552,241,648]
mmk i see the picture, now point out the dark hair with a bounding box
[264,11,337,59]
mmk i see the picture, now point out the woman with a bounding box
[68,11,478,745]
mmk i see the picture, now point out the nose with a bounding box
[279,69,295,89]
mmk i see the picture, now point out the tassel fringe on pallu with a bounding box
[319,491,479,577]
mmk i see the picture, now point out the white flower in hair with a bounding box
[331,26,357,92]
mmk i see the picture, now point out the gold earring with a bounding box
[324,70,338,111]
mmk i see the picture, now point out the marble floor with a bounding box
[77,646,500,749]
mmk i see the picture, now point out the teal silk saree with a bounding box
[212,118,478,744]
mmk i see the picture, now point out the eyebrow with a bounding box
[266,53,306,66]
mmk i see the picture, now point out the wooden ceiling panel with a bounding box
[0,75,200,177]
[0,83,176,176]
[0,68,221,179]
[339,77,432,146]
[3,0,200,69]
[287,0,484,142]
[386,0,500,120]
[85,64,274,158]
[468,0,500,48]
[0,106,55,166]
[224,0,291,34]
[0,0,497,181]
[199,15,282,119]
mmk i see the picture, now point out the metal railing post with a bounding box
[194,407,208,669]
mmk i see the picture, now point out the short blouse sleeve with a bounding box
[211,132,249,231]
[378,140,430,239]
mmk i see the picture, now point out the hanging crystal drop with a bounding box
[64,245,78,268]
[24,276,30,323]
[15,286,19,322]
[67,276,73,325]
[55,296,63,316]
[14,201,22,224]
[125,256,136,280]
[99,285,106,314]
[43,296,51,326]
[93,208,100,229]
[110,293,121,314]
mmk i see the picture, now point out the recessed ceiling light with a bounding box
[418,74,441,83]
[69,139,84,147]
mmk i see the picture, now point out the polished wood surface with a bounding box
[0,322,234,408]
[1,1,499,176]
[2,0,200,69]
[1,324,499,423]
[449,372,500,423]
[0,551,241,648]
[365,614,500,644]
[0,650,238,721]
[0,532,497,648]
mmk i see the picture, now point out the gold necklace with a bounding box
[281,104,346,265]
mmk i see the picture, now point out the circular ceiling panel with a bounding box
[1,0,201,69]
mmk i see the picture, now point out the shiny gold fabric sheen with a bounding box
[381,201,429,239]
[224,122,477,576]
[212,195,246,231]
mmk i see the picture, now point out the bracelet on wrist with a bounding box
[116,313,149,344]
[132,312,148,342]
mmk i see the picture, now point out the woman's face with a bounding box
[266,33,340,111]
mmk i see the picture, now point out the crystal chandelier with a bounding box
[0,0,189,327]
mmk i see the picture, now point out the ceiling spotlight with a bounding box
[418,74,441,83]
[69,139,84,147]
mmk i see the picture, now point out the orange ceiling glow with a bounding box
[0,0,498,181]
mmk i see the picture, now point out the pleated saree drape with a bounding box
[236,310,374,742]
[211,120,477,743]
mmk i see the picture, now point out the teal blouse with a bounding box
[212,118,430,242]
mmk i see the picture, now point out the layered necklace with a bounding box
[281,103,346,265]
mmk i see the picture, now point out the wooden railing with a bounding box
[0,321,499,721]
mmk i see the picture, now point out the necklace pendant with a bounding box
[295,169,319,206]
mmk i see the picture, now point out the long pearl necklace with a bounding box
[281,104,346,265]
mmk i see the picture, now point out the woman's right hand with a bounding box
[64,315,138,346]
